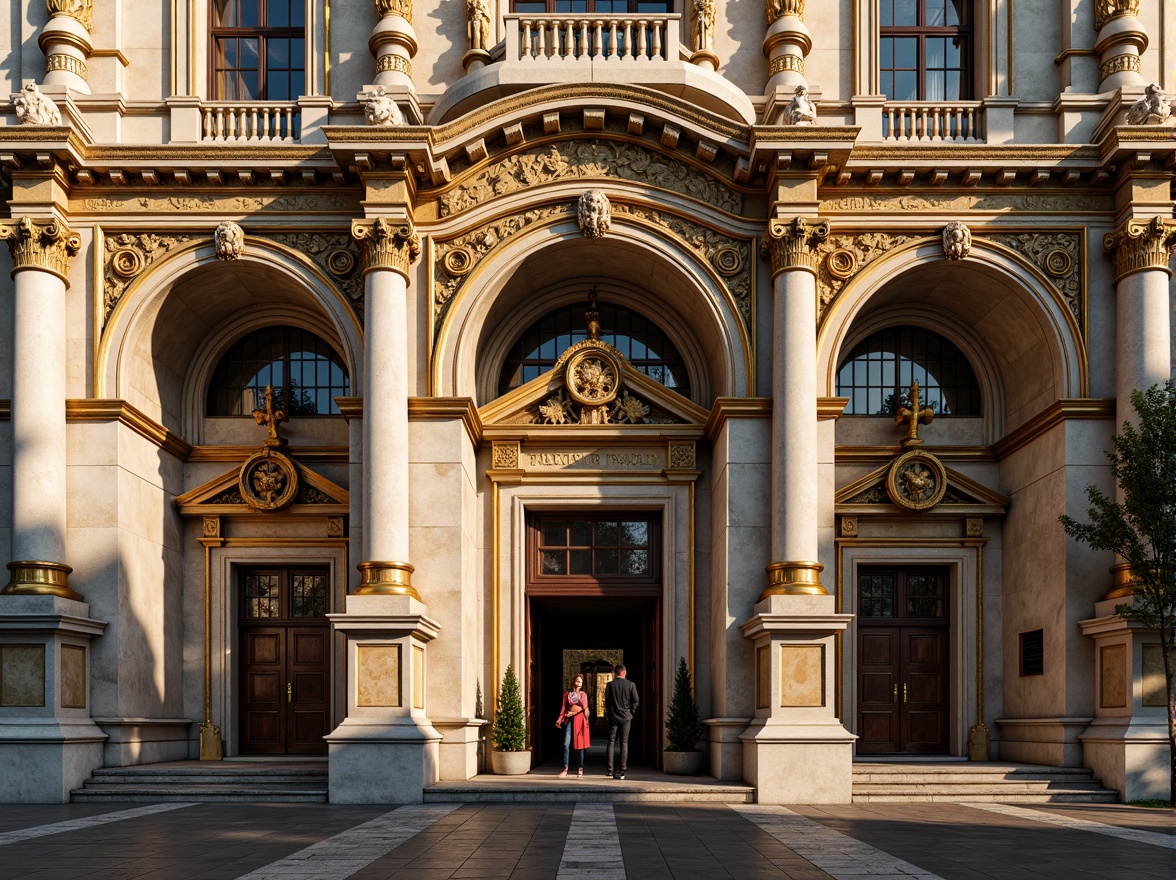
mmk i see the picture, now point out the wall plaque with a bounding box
[357,645,401,707]
[521,447,663,473]
[1099,644,1127,709]
[60,645,87,709]
[781,645,825,707]
[0,645,45,707]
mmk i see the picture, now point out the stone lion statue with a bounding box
[364,86,405,127]
[578,190,611,240]
[1125,83,1172,126]
[214,221,245,261]
[942,221,971,261]
[781,84,817,125]
[13,83,62,126]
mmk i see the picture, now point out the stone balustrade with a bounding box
[506,13,681,64]
[200,102,301,143]
[882,101,984,143]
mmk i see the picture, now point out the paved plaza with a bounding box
[0,798,1170,880]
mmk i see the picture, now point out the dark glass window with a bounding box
[1020,629,1044,676]
[498,302,690,400]
[858,569,947,621]
[242,568,328,619]
[529,514,659,593]
[880,0,972,101]
[211,0,305,101]
[512,1,672,11]
[207,326,349,417]
[836,326,981,416]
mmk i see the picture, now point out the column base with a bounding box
[355,560,420,600]
[1080,717,1169,803]
[3,561,80,601]
[327,717,441,804]
[0,720,107,803]
[761,561,827,600]
[432,717,487,780]
[703,717,751,781]
[1104,563,1137,600]
[740,720,855,803]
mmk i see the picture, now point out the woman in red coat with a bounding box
[556,674,591,777]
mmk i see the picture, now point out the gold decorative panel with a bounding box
[1142,645,1165,708]
[60,645,87,709]
[1099,644,1127,709]
[357,645,401,707]
[781,645,824,707]
[0,645,46,707]
[413,645,425,710]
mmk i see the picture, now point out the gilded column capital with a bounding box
[1102,216,1176,284]
[46,0,93,31]
[0,217,81,285]
[351,217,421,278]
[375,0,413,22]
[1095,0,1140,33]
[761,217,829,278]
[766,0,804,24]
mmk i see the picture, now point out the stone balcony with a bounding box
[882,101,985,143]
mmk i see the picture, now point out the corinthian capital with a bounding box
[761,217,829,277]
[46,0,93,31]
[1095,0,1140,33]
[352,217,421,278]
[1102,216,1176,284]
[375,0,413,22]
[766,0,804,23]
[0,217,81,284]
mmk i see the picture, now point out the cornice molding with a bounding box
[407,396,483,447]
[704,397,771,444]
[65,399,192,459]
[993,398,1116,460]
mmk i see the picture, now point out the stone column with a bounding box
[1094,1,1147,93]
[326,217,441,805]
[371,0,418,91]
[41,1,94,94]
[763,1,812,123]
[737,217,854,804]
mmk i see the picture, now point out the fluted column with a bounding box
[1094,1,1146,92]
[351,217,421,599]
[0,217,81,600]
[41,1,93,94]
[371,0,418,90]
[760,217,828,597]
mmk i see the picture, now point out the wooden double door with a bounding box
[239,567,330,755]
[856,568,950,755]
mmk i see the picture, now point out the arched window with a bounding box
[207,326,349,416]
[497,302,690,400]
[836,326,981,416]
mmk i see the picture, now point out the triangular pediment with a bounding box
[835,457,1009,515]
[175,455,349,516]
[480,341,708,427]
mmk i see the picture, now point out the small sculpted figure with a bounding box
[214,221,245,261]
[13,82,62,126]
[577,190,611,239]
[942,221,971,261]
[1125,83,1172,126]
[781,85,817,125]
[364,86,405,127]
[692,0,716,53]
[467,0,491,51]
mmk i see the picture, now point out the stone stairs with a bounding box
[852,762,1120,803]
[71,760,328,803]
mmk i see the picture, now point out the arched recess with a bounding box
[433,215,752,407]
[97,239,364,443]
[818,239,1087,442]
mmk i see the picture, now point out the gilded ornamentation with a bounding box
[46,0,92,30]
[239,451,298,511]
[46,55,86,78]
[252,385,287,442]
[895,380,934,448]
[1103,216,1176,284]
[375,55,411,75]
[296,483,333,504]
[845,484,889,505]
[492,442,520,470]
[781,85,817,125]
[840,516,858,537]
[965,517,984,537]
[1100,54,1141,82]
[439,142,742,217]
[989,232,1082,326]
[821,193,1111,213]
[13,82,62,125]
[762,217,830,277]
[214,221,245,261]
[364,86,405,127]
[202,516,221,538]
[326,248,355,276]
[577,190,612,239]
[668,441,696,470]
[269,232,363,317]
[692,0,716,53]
[352,218,421,277]
[824,247,857,280]
[375,0,413,22]
[887,449,948,511]
[566,349,620,407]
[467,0,491,52]
[1095,0,1140,32]
[101,232,193,323]
[0,216,80,283]
[815,232,911,314]
[441,246,475,277]
[769,55,803,76]
[327,516,345,537]
[1125,83,1172,126]
[942,221,971,260]
[765,0,803,22]
[712,245,742,276]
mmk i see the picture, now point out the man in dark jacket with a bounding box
[604,664,639,779]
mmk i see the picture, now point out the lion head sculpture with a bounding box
[214,221,245,262]
[577,190,611,239]
[364,86,405,127]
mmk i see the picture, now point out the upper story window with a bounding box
[880,0,972,101]
[836,326,981,416]
[207,326,349,417]
[211,1,306,100]
[498,301,690,400]
[511,1,672,11]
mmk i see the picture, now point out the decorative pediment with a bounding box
[175,457,349,516]
[835,459,1008,516]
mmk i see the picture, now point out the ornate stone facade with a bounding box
[0,217,80,282]
[352,218,422,277]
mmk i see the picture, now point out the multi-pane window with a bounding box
[880,0,972,101]
[211,0,306,101]
[207,326,350,417]
[530,515,659,590]
[243,569,328,619]
[858,569,947,621]
[512,1,672,12]
[498,303,690,399]
[836,326,981,417]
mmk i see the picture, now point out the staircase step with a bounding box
[423,784,755,804]
[71,762,329,804]
[71,786,327,804]
[850,763,1119,804]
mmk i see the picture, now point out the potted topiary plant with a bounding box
[489,663,531,775]
[663,656,704,775]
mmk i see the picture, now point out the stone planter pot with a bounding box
[490,749,532,775]
[662,749,703,775]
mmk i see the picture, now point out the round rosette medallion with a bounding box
[563,348,622,408]
[886,449,947,512]
[239,450,299,511]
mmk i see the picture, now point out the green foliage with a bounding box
[491,664,527,751]
[1059,383,1176,805]
[665,656,703,752]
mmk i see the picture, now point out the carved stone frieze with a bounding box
[439,142,742,217]
[1103,216,1176,284]
[79,193,358,215]
[102,231,195,325]
[814,231,911,314]
[821,193,1112,213]
[988,232,1083,327]
[352,218,421,277]
[0,217,81,284]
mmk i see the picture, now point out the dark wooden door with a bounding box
[239,568,330,755]
[856,569,949,755]
[641,600,661,769]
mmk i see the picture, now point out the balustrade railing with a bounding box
[505,13,681,64]
[200,102,301,143]
[882,101,984,143]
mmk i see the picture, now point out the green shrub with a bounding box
[665,657,703,752]
[491,664,527,751]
